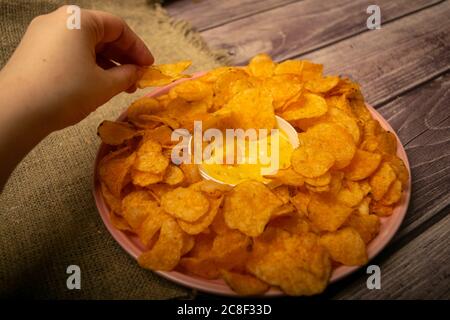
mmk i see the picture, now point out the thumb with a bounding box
[103,64,141,95]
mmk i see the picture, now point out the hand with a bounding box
[0,6,153,190]
[0,6,153,130]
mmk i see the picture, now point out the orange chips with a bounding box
[97,54,408,297]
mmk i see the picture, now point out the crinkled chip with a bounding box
[247,229,331,296]
[98,120,136,145]
[135,139,169,174]
[122,190,160,230]
[162,165,184,186]
[178,196,223,235]
[320,227,368,266]
[220,270,269,296]
[308,193,353,231]
[305,76,339,93]
[303,123,356,169]
[222,87,276,130]
[223,181,283,237]
[369,162,397,201]
[248,53,275,78]
[161,187,210,222]
[344,213,380,244]
[281,93,328,120]
[380,179,402,205]
[137,61,192,88]
[131,169,163,186]
[98,148,135,198]
[344,149,382,181]
[265,168,305,186]
[291,145,335,178]
[138,217,184,271]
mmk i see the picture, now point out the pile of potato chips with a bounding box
[97,54,408,296]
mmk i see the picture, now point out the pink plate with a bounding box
[93,73,412,296]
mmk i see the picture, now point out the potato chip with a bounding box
[264,168,305,186]
[222,87,276,130]
[223,181,283,237]
[101,182,122,214]
[170,79,213,102]
[376,131,397,155]
[181,234,195,256]
[138,207,169,247]
[178,196,223,235]
[247,229,330,296]
[134,139,169,175]
[122,190,160,230]
[127,97,163,123]
[131,169,163,186]
[179,257,220,279]
[142,125,174,147]
[274,60,304,76]
[138,217,184,271]
[137,61,191,88]
[190,180,232,198]
[180,163,203,185]
[161,187,210,222]
[357,196,371,215]
[211,209,229,235]
[303,123,356,169]
[213,68,249,109]
[98,120,137,145]
[220,270,269,296]
[268,214,310,235]
[281,93,328,120]
[336,180,364,207]
[291,145,335,178]
[320,227,368,266]
[290,191,310,216]
[109,211,133,232]
[370,201,394,217]
[305,76,339,93]
[384,154,409,186]
[248,53,275,78]
[210,230,251,270]
[369,162,397,201]
[98,148,135,198]
[301,61,324,81]
[344,149,382,181]
[263,74,302,110]
[146,183,174,203]
[380,179,402,205]
[344,213,380,244]
[308,193,353,231]
[304,172,331,187]
[138,114,180,130]
[272,185,290,204]
[162,165,184,186]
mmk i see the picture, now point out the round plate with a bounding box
[93,74,412,296]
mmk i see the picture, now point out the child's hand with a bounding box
[0,6,153,130]
[0,6,153,189]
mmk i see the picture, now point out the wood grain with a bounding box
[165,0,299,31]
[199,0,443,64]
[334,213,450,299]
[378,72,450,240]
[301,1,450,106]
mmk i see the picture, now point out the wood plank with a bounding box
[165,0,299,31]
[377,73,450,239]
[333,213,450,299]
[200,0,443,64]
[301,1,450,106]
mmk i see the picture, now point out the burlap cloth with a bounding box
[0,0,228,299]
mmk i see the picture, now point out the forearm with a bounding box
[0,71,53,191]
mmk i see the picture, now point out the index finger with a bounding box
[87,9,154,66]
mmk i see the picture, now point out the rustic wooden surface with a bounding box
[165,0,450,299]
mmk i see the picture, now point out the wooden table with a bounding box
[165,0,450,299]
